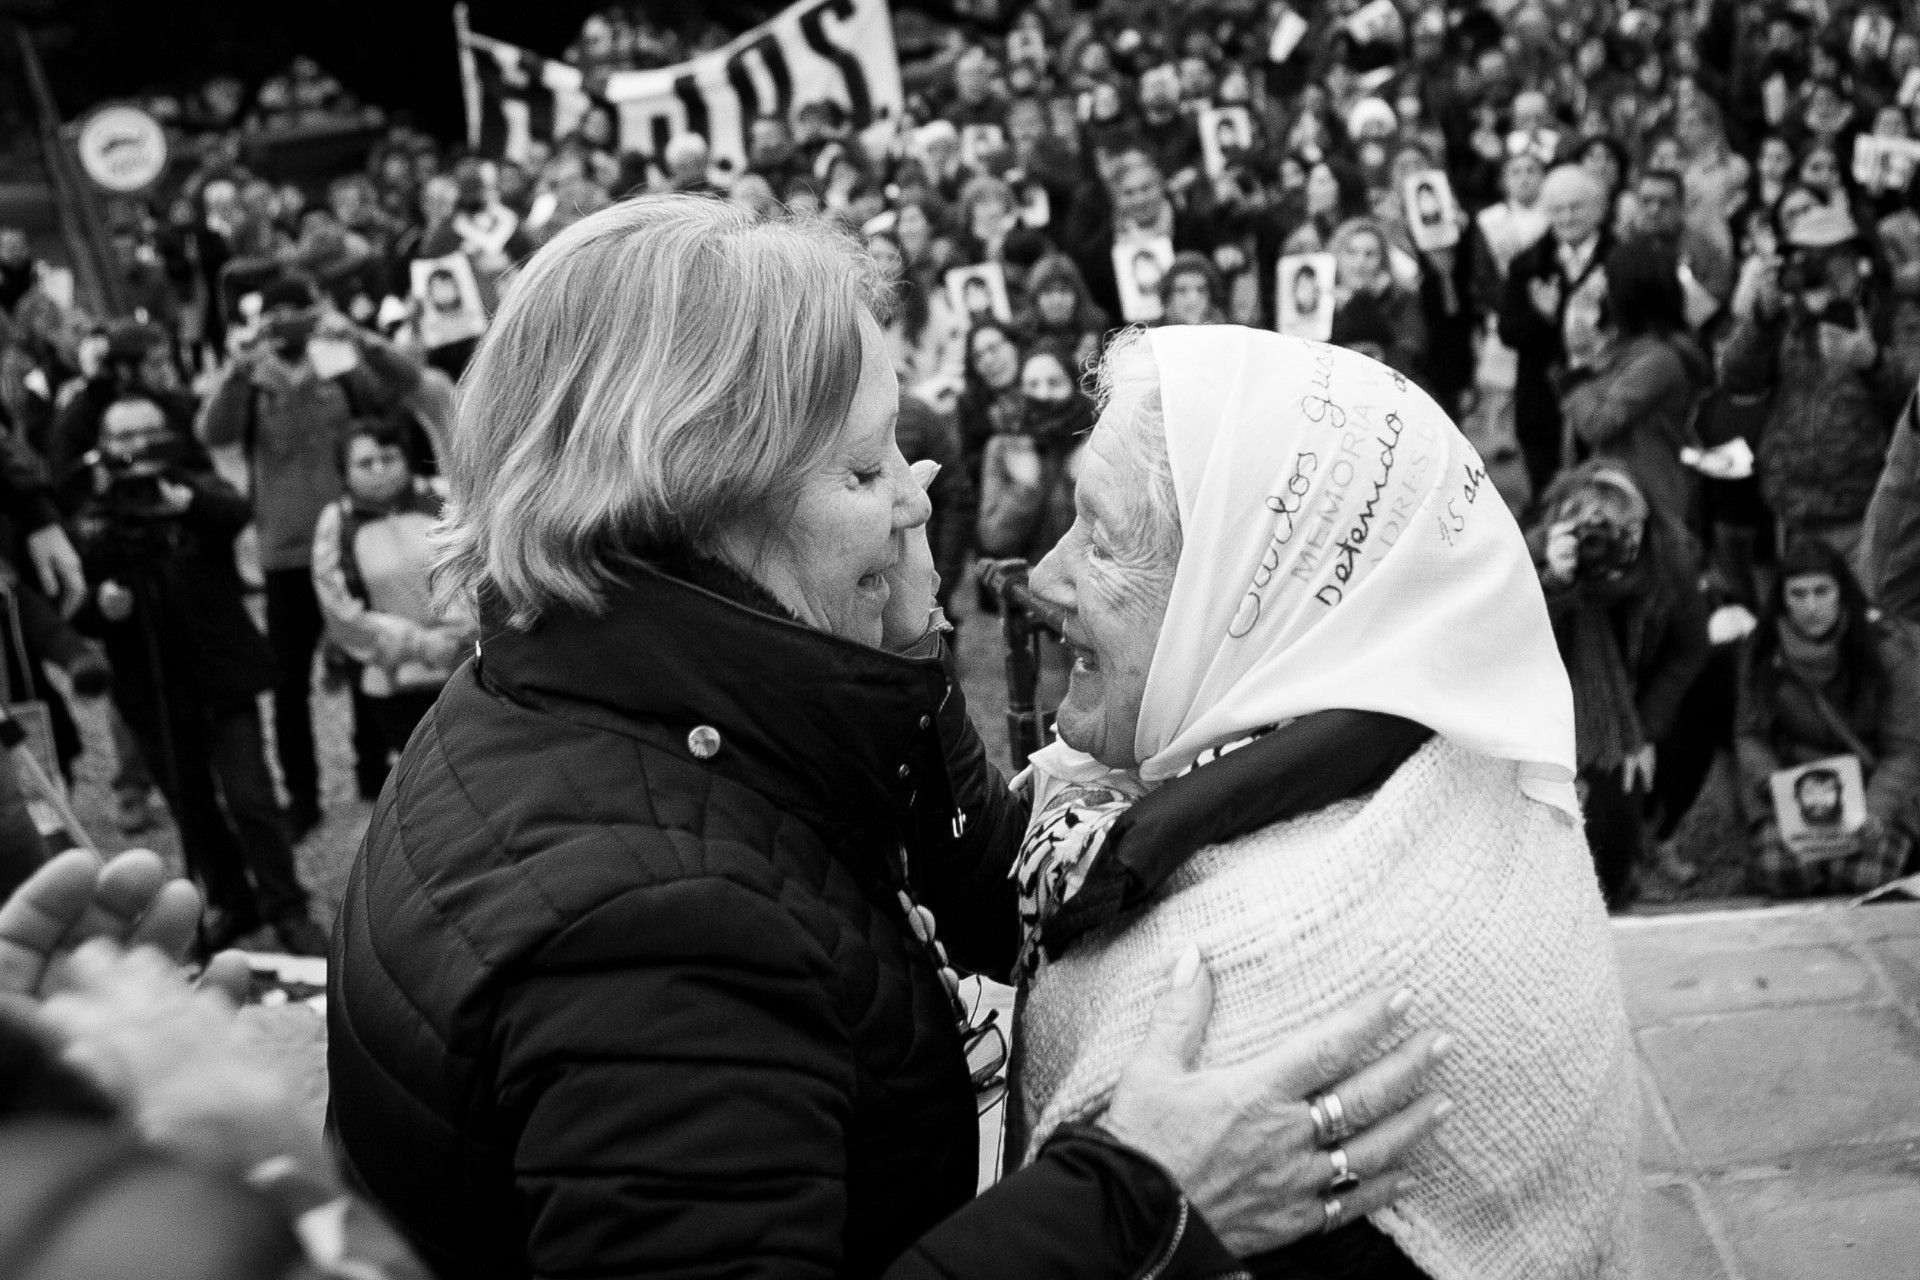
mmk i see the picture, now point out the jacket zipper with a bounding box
[1136,1198,1187,1280]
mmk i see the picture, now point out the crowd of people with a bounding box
[2,0,1920,961]
[0,0,1917,1276]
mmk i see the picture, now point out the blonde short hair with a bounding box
[437,195,879,628]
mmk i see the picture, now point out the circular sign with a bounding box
[75,105,168,193]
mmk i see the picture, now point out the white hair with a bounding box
[1091,326,1181,568]
[436,195,880,628]
[1541,164,1604,205]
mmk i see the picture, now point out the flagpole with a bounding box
[453,3,480,152]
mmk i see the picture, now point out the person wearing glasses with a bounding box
[325,197,1448,1280]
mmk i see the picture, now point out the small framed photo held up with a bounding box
[1199,106,1254,180]
[945,262,1013,326]
[411,253,489,350]
[1111,235,1176,323]
[1402,170,1461,252]
[1277,252,1336,341]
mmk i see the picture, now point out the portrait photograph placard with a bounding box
[1403,170,1461,251]
[410,252,489,350]
[1277,252,1336,341]
[945,261,1013,326]
[1111,235,1176,323]
[1199,105,1254,179]
[1769,755,1868,859]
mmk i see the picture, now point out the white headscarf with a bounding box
[1029,326,1578,818]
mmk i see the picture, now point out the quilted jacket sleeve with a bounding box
[494,873,858,1280]
[491,873,1241,1280]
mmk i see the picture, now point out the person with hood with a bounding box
[1559,238,1712,530]
[1533,460,1712,909]
[1016,254,1112,372]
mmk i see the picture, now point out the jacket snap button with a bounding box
[917,715,931,731]
[687,726,722,759]
[897,763,912,781]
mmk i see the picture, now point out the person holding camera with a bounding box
[1736,538,1920,898]
[196,274,422,838]
[1721,205,1904,562]
[68,395,324,955]
[1533,460,1712,909]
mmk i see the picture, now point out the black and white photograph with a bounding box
[0,2,1916,1278]
[1110,234,1176,323]
[1276,251,1336,340]
[1198,105,1253,180]
[944,259,1012,324]
[1402,170,1460,251]
[409,251,488,349]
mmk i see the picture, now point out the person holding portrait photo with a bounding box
[1737,539,1920,898]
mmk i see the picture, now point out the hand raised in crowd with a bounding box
[1730,253,1781,321]
[1099,943,1451,1255]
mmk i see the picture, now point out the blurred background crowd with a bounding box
[0,0,1915,982]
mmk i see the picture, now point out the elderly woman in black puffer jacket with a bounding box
[326,197,1444,1280]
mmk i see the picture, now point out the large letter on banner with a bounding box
[602,0,903,175]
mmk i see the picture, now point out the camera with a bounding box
[1570,518,1637,577]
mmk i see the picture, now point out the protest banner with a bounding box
[459,0,904,175]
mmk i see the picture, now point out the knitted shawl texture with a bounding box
[1017,738,1642,1280]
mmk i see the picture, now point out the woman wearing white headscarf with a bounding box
[1015,326,1639,1280]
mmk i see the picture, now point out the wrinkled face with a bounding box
[971,326,1019,388]
[1021,352,1073,401]
[712,325,927,648]
[1036,281,1076,325]
[1166,270,1211,323]
[1545,178,1606,246]
[345,436,412,506]
[1783,572,1842,638]
[1030,417,1177,768]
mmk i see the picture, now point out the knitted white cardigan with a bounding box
[1018,737,1642,1280]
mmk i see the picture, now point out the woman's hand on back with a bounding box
[1098,943,1453,1257]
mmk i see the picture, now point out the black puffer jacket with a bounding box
[328,559,1245,1280]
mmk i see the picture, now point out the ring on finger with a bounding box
[1327,1145,1361,1194]
[1321,1194,1344,1234]
[1309,1090,1352,1146]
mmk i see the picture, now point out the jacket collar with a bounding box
[475,559,954,862]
